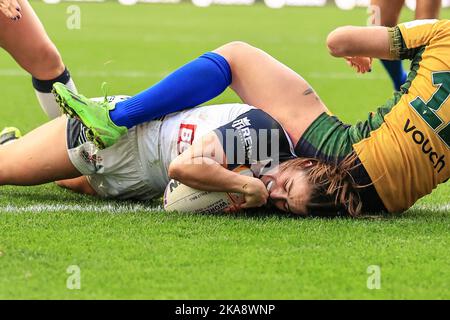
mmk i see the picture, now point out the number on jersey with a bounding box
[410,71,450,148]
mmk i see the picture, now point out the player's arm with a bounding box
[168,131,268,208]
[327,20,446,61]
[327,26,392,60]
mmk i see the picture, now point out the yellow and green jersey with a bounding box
[296,19,450,213]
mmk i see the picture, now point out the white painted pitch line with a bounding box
[0,204,162,214]
[411,204,450,213]
[0,68,168,79]
[0,69,27,77]
[0,203,448,214]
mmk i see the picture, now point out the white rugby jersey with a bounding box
[70,97,296,200]
[137,103,255,187]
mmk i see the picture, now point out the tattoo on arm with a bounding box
[303,88,314,96]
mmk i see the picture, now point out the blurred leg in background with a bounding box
[370,0,407,91]
[370,0,442,91]
[415,0,441,19]
[0,0,77,119]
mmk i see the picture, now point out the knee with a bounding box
[27,42,65,80]
[214,41,256,64]
[222,41,253,50]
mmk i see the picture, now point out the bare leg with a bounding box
[370,0,404,27]
[415,0,441,19]
[369,0,406,90]
[0,117,81,186]
[0,0,64,79]
[214,42,328,143]
[56,176,98,196]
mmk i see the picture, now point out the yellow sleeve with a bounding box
[389,19,450,60]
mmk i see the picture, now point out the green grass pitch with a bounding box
[0,2,449,299]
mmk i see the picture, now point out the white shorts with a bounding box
[66,118,165,201]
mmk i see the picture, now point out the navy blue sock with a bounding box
[110,52,232,128]
[380,59,407,91]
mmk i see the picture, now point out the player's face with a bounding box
[260,168,312,216]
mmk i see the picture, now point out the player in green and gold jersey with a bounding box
[322,19,450,213]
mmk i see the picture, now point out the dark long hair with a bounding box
[279,153,363,216]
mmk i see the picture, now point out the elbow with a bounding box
[327,26,353,57]
[168,161,183,181]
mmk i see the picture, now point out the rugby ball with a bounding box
[163,166,253,214]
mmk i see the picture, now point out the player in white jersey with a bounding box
[1,94,343,215]
[65,97,259,201]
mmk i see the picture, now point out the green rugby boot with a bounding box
[0,127,22,145]
[52,82,127,149]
